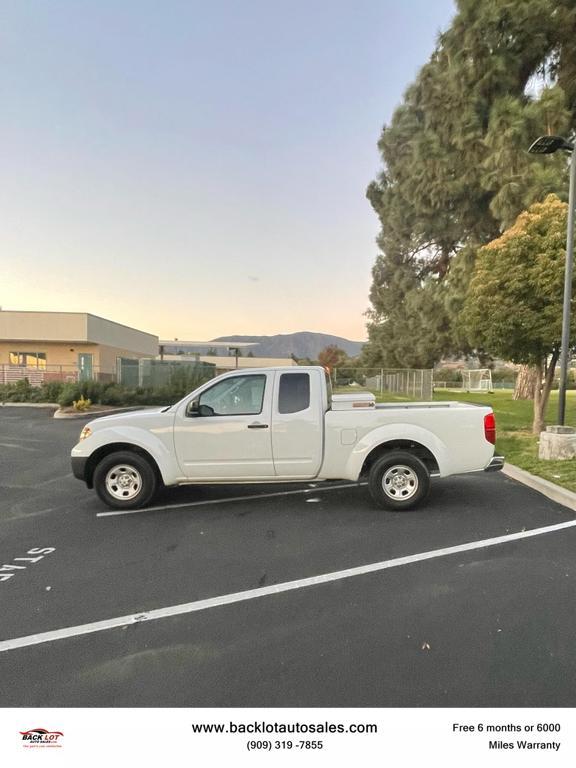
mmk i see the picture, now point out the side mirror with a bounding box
[186,400,215,417]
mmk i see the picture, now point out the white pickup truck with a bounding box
[71,366,503,511]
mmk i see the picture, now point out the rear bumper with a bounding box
[484,455,505,472]
[71,456,89,483]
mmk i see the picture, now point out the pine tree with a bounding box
[366,0,576,369]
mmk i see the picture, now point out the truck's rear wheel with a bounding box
[93,451,158,510]
[368,451,430,510]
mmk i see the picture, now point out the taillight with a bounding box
[484,412,496,445]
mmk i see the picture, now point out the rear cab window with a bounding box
[278,372,310,414]
[324,369,333,410]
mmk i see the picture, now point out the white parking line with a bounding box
[0,443,39,452]
[36,473,74,487]
[1,516,576,653]
[96,482,367,517]
[0,436,46,443]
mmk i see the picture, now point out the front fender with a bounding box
[71,426,180,485]
[344,423,449,480]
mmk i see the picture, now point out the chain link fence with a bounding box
[3,360,434,401]
[332,367,434,401]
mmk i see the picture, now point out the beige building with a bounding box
[158,341,298,371]
[161,354,298,371]
[199,355,298,370]
[0,310,158,382]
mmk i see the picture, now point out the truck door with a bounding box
[271,370,323,478]
[173,372,275,479]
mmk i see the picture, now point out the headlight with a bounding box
[79,426,92,441]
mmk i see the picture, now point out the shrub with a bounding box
[2,371,215,408]
[72,395,92,411]
[38,381,65,403]
[100,385,126,406]
[58,383,82,407]
[77,380,108,402]
[0,378,33,402]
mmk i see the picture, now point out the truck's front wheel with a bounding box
[93,451,158,510]
[368,451,430,511]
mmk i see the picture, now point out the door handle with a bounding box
[247,423,269,429]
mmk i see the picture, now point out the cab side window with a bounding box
[198,375,266,416]
[278,373,310,414]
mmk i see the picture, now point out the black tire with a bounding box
[93,451,158,510]
[368,451,430,511]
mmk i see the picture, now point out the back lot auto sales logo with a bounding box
[20,728,64,748]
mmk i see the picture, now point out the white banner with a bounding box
[1,708,574,766]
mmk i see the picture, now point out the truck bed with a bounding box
[322,399,494,480]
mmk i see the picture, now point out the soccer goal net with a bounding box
[461,368,493,392]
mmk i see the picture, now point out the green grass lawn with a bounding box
[350,385,576,492]
[432,389,576,491]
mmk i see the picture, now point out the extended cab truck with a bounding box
[71,366,504,511]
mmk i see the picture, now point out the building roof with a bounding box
[0,310,158,356]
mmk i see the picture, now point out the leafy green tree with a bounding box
[463,195,573,433]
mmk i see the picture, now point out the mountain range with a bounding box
[210,332,365,360]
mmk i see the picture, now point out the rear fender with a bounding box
[345,423,448,481]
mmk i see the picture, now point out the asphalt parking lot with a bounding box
[1,406,576,707]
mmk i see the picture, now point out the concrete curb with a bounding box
[502,462,576,513]
[0,402,59,409]
[0,402,160,419]
[53,406,151,420]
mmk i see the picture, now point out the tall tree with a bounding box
[463,195,573,433]
[366,0,576,369]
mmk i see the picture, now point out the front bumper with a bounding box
[71,456,89,483]
[484,455,505,472]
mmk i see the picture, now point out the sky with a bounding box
[1,0,456,342]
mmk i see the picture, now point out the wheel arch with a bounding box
[360,440,440,479]
[85,443,163,489]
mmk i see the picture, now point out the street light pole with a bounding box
[558,148,576,425]
[528,135,576,425]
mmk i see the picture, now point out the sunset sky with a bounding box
[2,0,455,342]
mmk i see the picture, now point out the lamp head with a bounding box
[528,135,574,154]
